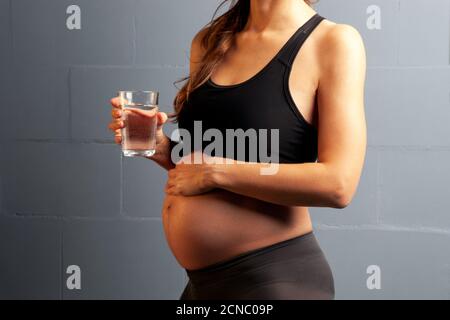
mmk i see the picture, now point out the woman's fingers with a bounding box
[109,97,167,145]
[110,96,125,145]
[108,119,124,131]
[127,107,157,118]
[111,108,122,119]
[126,110,168,128]
[157,112,168,126]
[114,129,122,144]
[110,97,122,109]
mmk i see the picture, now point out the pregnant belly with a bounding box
[162,188,313,270]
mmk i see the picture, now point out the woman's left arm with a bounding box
[166,24,367,209]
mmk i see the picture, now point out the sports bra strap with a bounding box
[277,13,325,67]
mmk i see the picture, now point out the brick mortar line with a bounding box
[10,138,115,144]
[5,211,162,222]
[60,225,64,300]
[368,66,450,70]
[396,0,400,66]
[315,223,450,236]
[8,0,13,60]
[375,148,381,225]
[119,153,125,217]
[368,145,450,151]
[4,212,449,235]
[67,64,188,69]
[68,68,73,142]
[132,14,137,66]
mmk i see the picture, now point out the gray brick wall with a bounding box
[0,0,449,299]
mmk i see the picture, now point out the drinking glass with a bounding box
[118,90,159,157]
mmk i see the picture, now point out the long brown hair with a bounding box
[169,0,318,123]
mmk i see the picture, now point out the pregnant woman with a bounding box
[109,0,366,300]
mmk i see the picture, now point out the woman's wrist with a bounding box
[145,134,175,169]
[207,161,230,189]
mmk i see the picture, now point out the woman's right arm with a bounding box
[107,27,208,171]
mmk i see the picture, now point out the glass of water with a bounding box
[118,90,159,157]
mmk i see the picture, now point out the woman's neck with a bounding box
[246,0,314,32]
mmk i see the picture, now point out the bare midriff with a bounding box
[162,189,313,271]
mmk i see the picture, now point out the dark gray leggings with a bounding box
[180,231,335,300]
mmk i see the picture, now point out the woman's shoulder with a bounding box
[322,18,364,48]
[316,17,366,67]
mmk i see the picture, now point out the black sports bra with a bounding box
[177,13,325,164]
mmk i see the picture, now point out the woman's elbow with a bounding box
[328,178,354,209]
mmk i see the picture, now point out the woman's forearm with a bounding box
[211,160,350,208]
